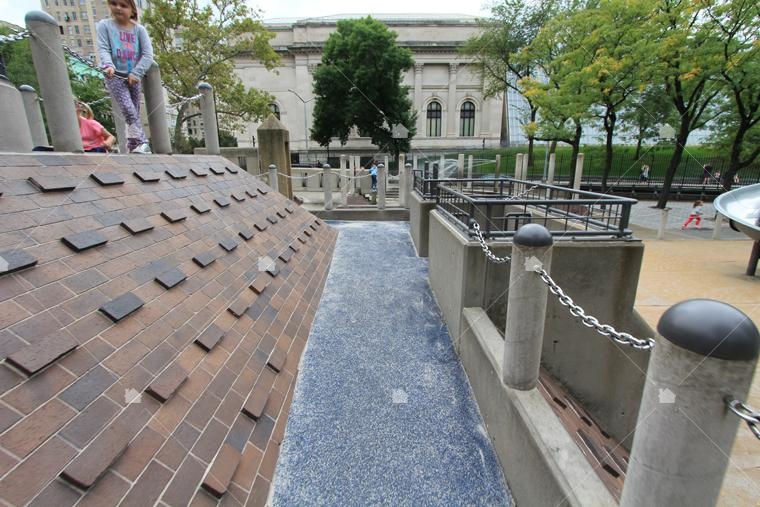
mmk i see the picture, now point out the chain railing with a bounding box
[726,398,760,440]
[471,219,655,350]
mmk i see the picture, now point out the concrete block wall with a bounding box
[409,192,437,257]
[428,210,650,448]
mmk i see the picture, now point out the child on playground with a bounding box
[96,0,154,154]
[682,199,704,230]
[76,100,115,153]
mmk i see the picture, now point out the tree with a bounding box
[460,0,564,166]
[650,0,724,208]
[0,28,38,90]
[310,17,415,157]
[70,74,116,134]
[142,0,279,151]
[619,86,678,159]
[705,0,760,190]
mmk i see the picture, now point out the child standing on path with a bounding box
[682,199,704,230]
[97,0,154,154]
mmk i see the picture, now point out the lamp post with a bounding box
[288,88,314,155]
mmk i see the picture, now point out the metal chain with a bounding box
[0,30,30,45]
[727,399,760,440]
[471,222,511,264]
[507,184,539,200]
[536,268,655,350]
[88,96,111,106]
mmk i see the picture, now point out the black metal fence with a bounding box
[433,178,636,239]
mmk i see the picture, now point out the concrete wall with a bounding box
[459,308,616,507]
[195,147,259,175]
[428,210,650,448]
[409,192,437,257]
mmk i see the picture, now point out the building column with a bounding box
[414,63,424,138]
[447,63,458,137]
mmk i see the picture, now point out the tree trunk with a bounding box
[567,122,582,185]
[173,102,189,153]
[500,90,508,147]
[634,126,643,160]
[723,119,749,192]
[601,112,615,193]
[656,118,690,209]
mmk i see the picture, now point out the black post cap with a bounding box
[657,299,760,360]
[514,224,553,247]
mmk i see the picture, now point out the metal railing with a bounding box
[435,179,636,239]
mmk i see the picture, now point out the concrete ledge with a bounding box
[459,307,616,507]
[310,207,409,221]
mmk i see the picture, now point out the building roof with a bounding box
[0,153,336,505]
[264,13,480,26]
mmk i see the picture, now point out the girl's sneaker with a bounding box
[131,143,152,154]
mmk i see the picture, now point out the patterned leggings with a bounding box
[106,78,146,151]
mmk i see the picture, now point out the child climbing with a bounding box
[682,199,704,230]
[96,0,154,154]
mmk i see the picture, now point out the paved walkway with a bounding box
[630,201,760,507]
[270,222,512,506]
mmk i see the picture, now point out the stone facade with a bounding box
[234,14,504,155]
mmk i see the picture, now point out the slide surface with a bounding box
[713,183,760,241]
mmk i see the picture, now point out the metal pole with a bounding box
[502,224,553,389]
[197,82,219,155]
[25,11,81,152]
[621,299,759,507]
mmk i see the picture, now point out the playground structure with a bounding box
[714,183,760,275]
[0,9,759,506]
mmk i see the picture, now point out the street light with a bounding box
[288,88,315,154]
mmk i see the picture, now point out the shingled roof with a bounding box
[0,153,336,505]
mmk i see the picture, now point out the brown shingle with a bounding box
[201,443,241,498]
[6,332,78,376]
[146,363,188,403]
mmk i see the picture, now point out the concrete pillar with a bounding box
[521,152,529,180]
[414,63,423,135]
[503,224,553,390]
[657,208,669,240]
[26,11,82,152]
[547,153,556,185]
[413,154,418,172]
[447,63,457,136]
[514,154,523,180]
[323,164,333,210]
[573,153,584,194]
[378,163,386,210]
[268,164,279,193]
[458,153,465,178]
[110,96,128,154]
[712,213,723,240]
[403,162,412,208]
[494,154,501,193]
[197,82,219,155]
[340,154,348,205]
[439,154,445,177]
[467,154,474,191]
[19,85,48,147]
[0,78,34,152]
[257,114,292,198]
[621,299,759,507]
[143,63,171,154]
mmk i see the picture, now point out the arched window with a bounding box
[427,101,442,137]
[460,101,475,137]
[268,103,280,120]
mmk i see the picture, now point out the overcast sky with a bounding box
[2,0,492,27]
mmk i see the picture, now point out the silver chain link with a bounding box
[472,218,654,350]
[507,184,539,200]
[0,30,30,45]
[727,399,760,440]
[169,92,204,108]
[536,268,655,350]
[471,221,511,264]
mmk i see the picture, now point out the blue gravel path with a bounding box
[271,221,512,506]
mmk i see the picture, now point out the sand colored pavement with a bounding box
[634,236,760,506]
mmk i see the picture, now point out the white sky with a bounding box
[2,0,492,27]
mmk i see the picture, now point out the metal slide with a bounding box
[713,183,760,275]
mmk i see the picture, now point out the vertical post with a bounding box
[378,163,386,210]
[197,82,219,155]
[502,224,553,390]
[110,96,128,154]
[621,299,759,507]
[19,85,48,147]
[712,213,723,240]
[657,208,669,240]
[340,154,348,205]
[514,154,523,180]
[399,154,407,208]
[439,154,445,176]
[467,154,473,191]
[521,152,529,180]
[143,63,171,154]
[494,154,501,192]
[0,78,33,152]
[458,153,465,178]
[26,11,82,152]
[268,164,279,193]
[403,162,412,208]
[573,153,584,195]
[746,240,759,277]
[547,153,556,185]
[323,164,333,210]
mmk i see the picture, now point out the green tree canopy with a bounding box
[310,17,415,156]
[142,0,279,152]
[0,28,38,90]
